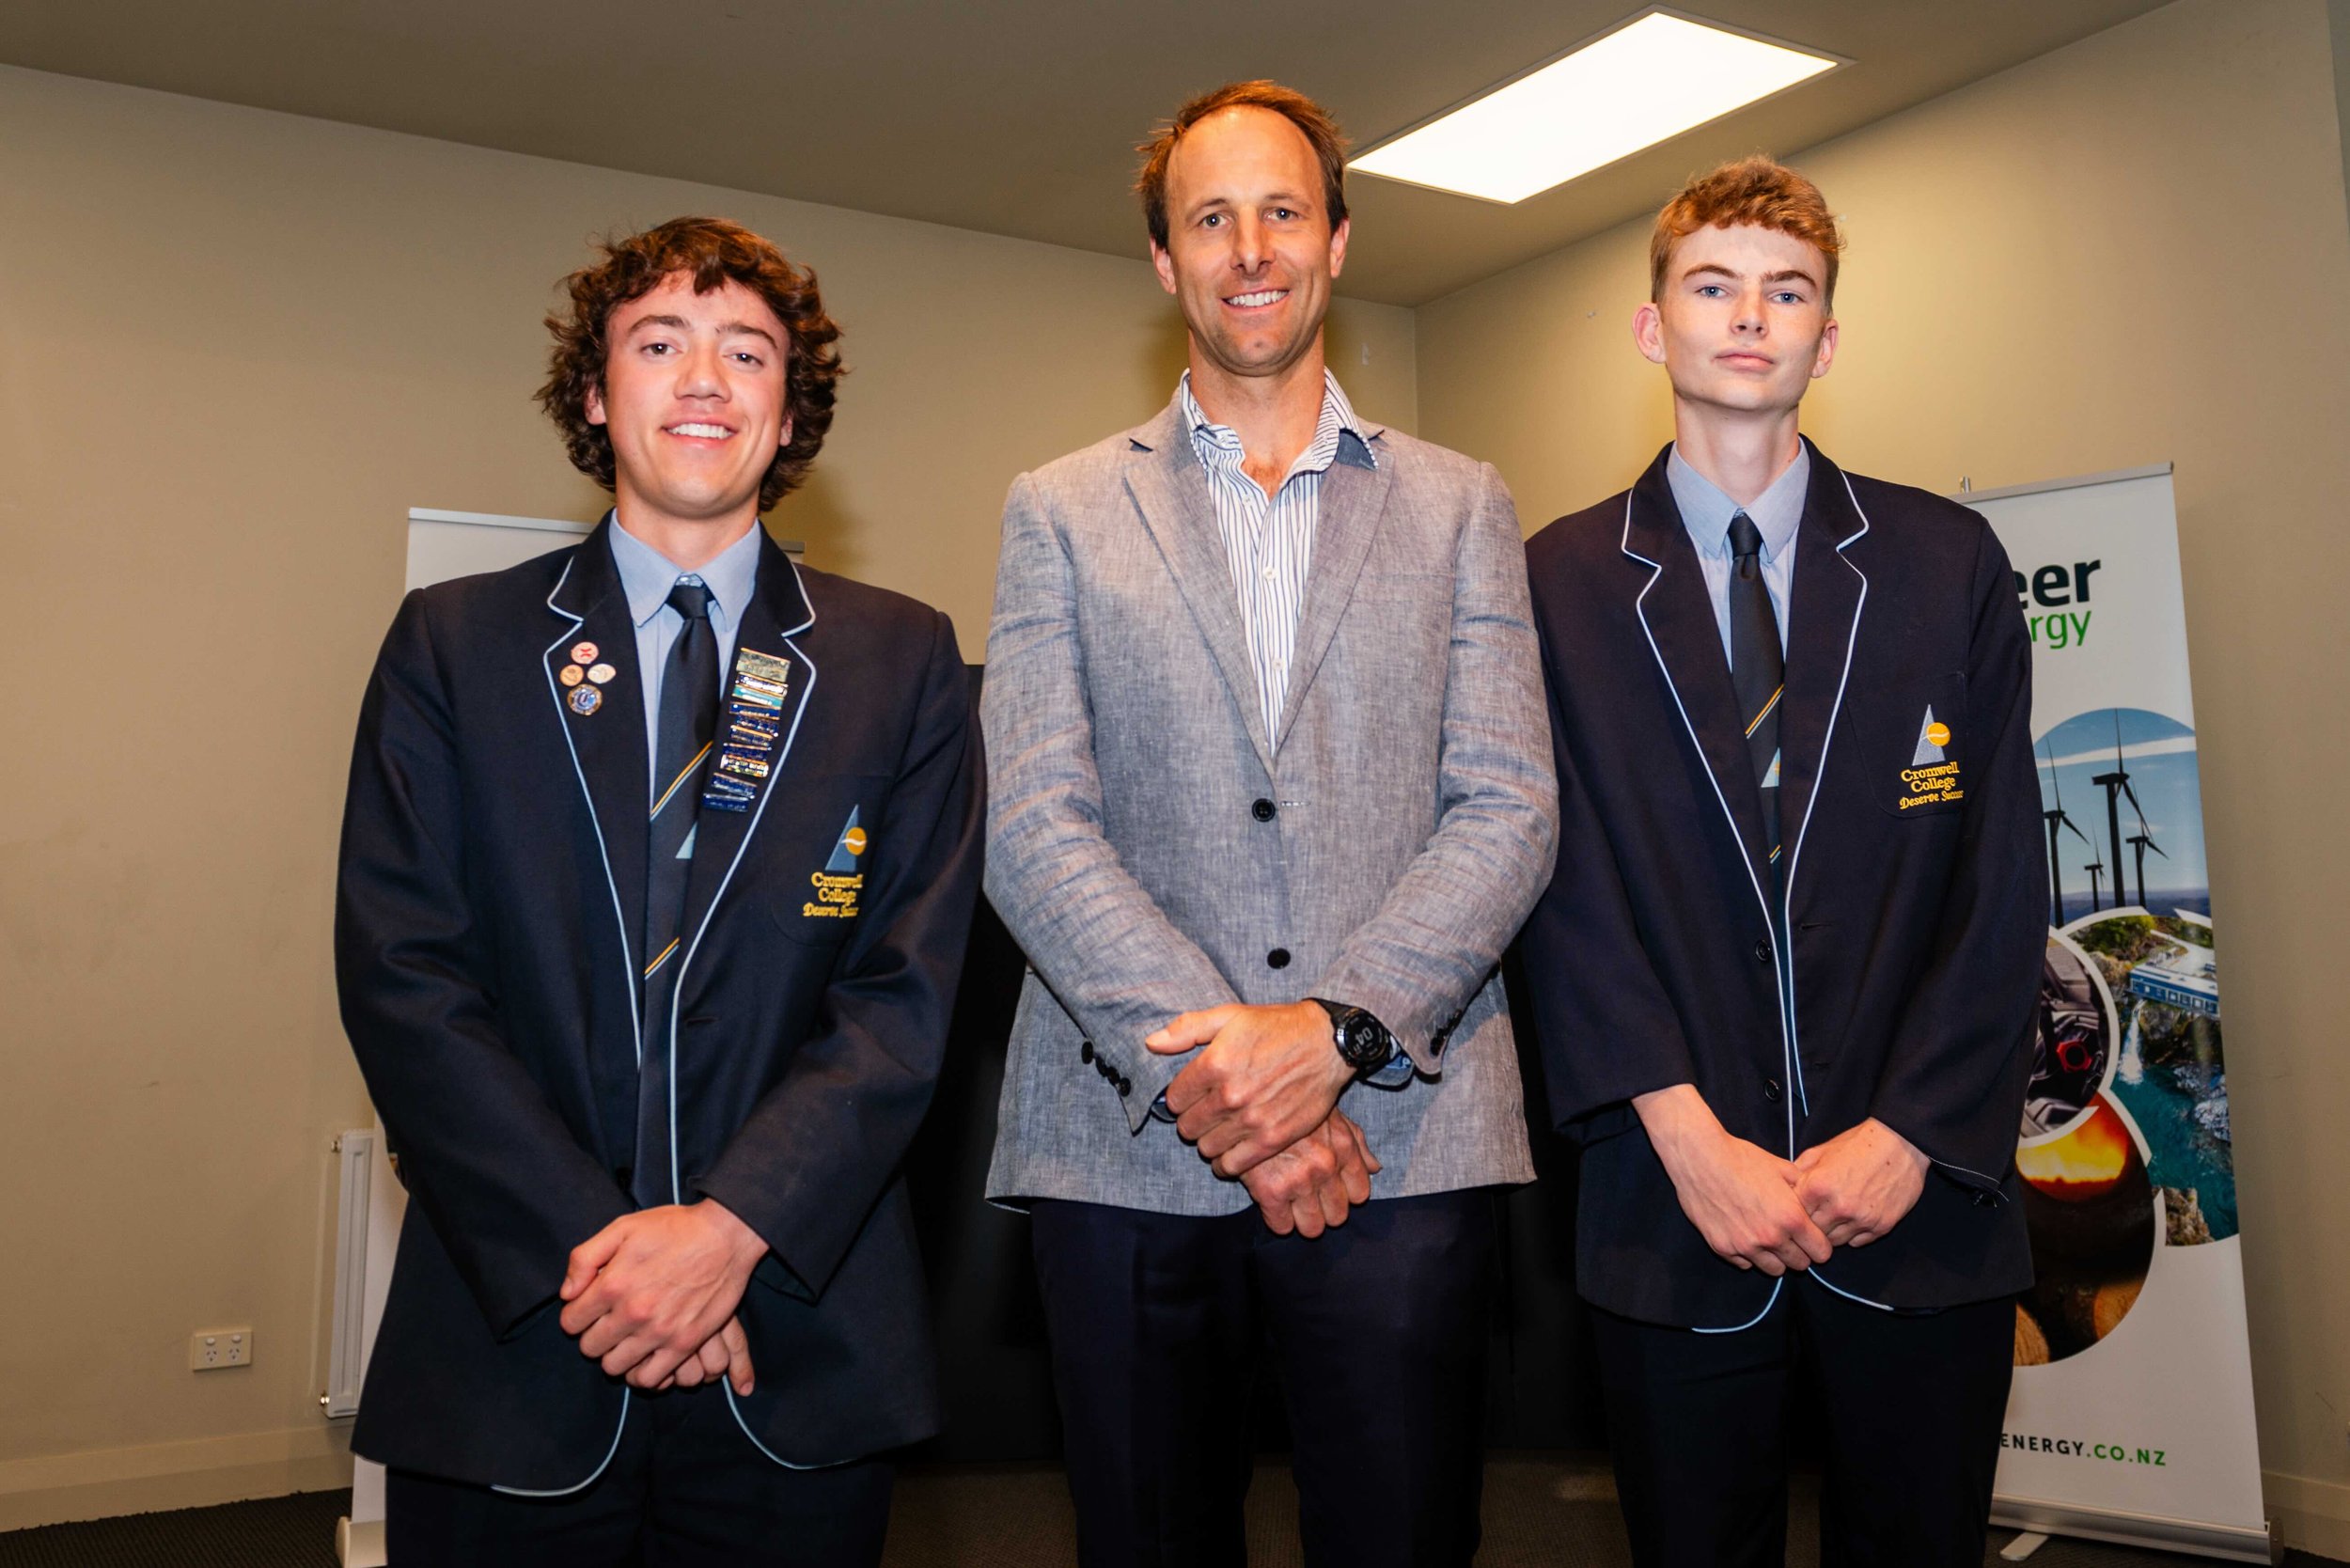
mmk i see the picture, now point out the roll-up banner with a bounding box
[1959,467,2273,1562]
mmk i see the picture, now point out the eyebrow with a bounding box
[1684,262,1818,289]
[622,313,780,349]
[1181,189,1315,220]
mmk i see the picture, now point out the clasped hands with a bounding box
[1146,1000,1378,1238]
[557,1198,768,1394]
[1633,1085,1927,1276]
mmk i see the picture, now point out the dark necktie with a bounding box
[1726,512,1784,872]
[644,581,717,1014]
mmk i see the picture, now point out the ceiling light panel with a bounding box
[1350,10,1840,205]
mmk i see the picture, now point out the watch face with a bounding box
[1339,1013,1392,1070]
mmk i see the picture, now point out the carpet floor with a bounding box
[0,1459,2329,1566]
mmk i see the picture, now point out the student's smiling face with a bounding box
[587,273,792,529]
[1636,223,1838,418]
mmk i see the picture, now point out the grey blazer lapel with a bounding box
[1275,430,1393,755]
[1122,407,1277,773]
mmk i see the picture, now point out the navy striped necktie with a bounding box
[644,581,717,1003]
[629,581,718,1203]
[1727,512,1784,873]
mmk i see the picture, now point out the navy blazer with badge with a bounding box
[335,518,983,1492]
[1520,440,2045,1329]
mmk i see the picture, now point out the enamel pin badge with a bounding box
[703,647,793,812]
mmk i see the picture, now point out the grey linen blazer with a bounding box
[981,390,1559,1216]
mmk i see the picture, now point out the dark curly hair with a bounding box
[539,217,844,510]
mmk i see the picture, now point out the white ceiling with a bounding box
[0,0,2172,304]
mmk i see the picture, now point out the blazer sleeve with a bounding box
[1315,463,1560,1074]
[979,469,1242,1132]
[1868,524,2046,1196]
[1517,600,1700,1136]
[334,589,630,1339]
[694,608,984,1300]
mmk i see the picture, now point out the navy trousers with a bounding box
[384,1382,893,1568]
[1030,1189,1498,1568]
[1591,1280,2015,1568]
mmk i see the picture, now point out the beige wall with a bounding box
[1419,0,2350,1551]
[0,64,1415,1528]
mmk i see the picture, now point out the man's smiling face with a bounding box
[1152,105,1348,383]
[587,272,791,529]
[1637,222,1837,418]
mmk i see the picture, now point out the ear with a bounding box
[1151,240,1178,298]
[1810,316,1839,381]
[585,383,608,427]
[1326,216,1351,279]
[778,416,793,448]
[1632,302,1668,367]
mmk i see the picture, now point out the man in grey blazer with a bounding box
[981,81,1557,1567]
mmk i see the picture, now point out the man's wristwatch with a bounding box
[1311,997,1398,1077]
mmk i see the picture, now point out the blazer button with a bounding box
[1117,1076,1133,1097]
[1267,948,1292,969]
[1080,1041,1094,1064]
[1753,939,1771,964]
[1762,1077,1783,1103]
[1252,798,1277,822]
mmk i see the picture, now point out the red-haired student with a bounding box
[1518,160,2045,1567]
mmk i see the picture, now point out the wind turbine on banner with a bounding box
[2126,826,2169,912]
[2091,712,2144,913]
[2040,737,2092,925]
[2084,852,2107,913]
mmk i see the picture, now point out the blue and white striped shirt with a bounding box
[1179,368,1376,745]
[1173,369,1413,1092]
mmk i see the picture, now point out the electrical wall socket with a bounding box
[190,1327,253,1371]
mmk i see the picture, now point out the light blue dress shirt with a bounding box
[1666,442,1809,660]
[605,515,763,791]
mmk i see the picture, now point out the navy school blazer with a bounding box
[335,519,983,1490]
[1520,441,2045,1328]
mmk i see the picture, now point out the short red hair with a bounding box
[1651,157,1843,306]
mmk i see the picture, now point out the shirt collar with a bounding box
[1177,368,1377,478]
[606,511,764,630]
[1667,441,1810,564]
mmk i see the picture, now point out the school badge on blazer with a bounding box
[806,808,867,921]
[1879,672,1968,818]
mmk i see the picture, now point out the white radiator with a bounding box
[326,1123,405,1568]
[323,1129,376,1418]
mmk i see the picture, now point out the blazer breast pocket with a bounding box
[1872,671,1969,820]
[758,771,893,945]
